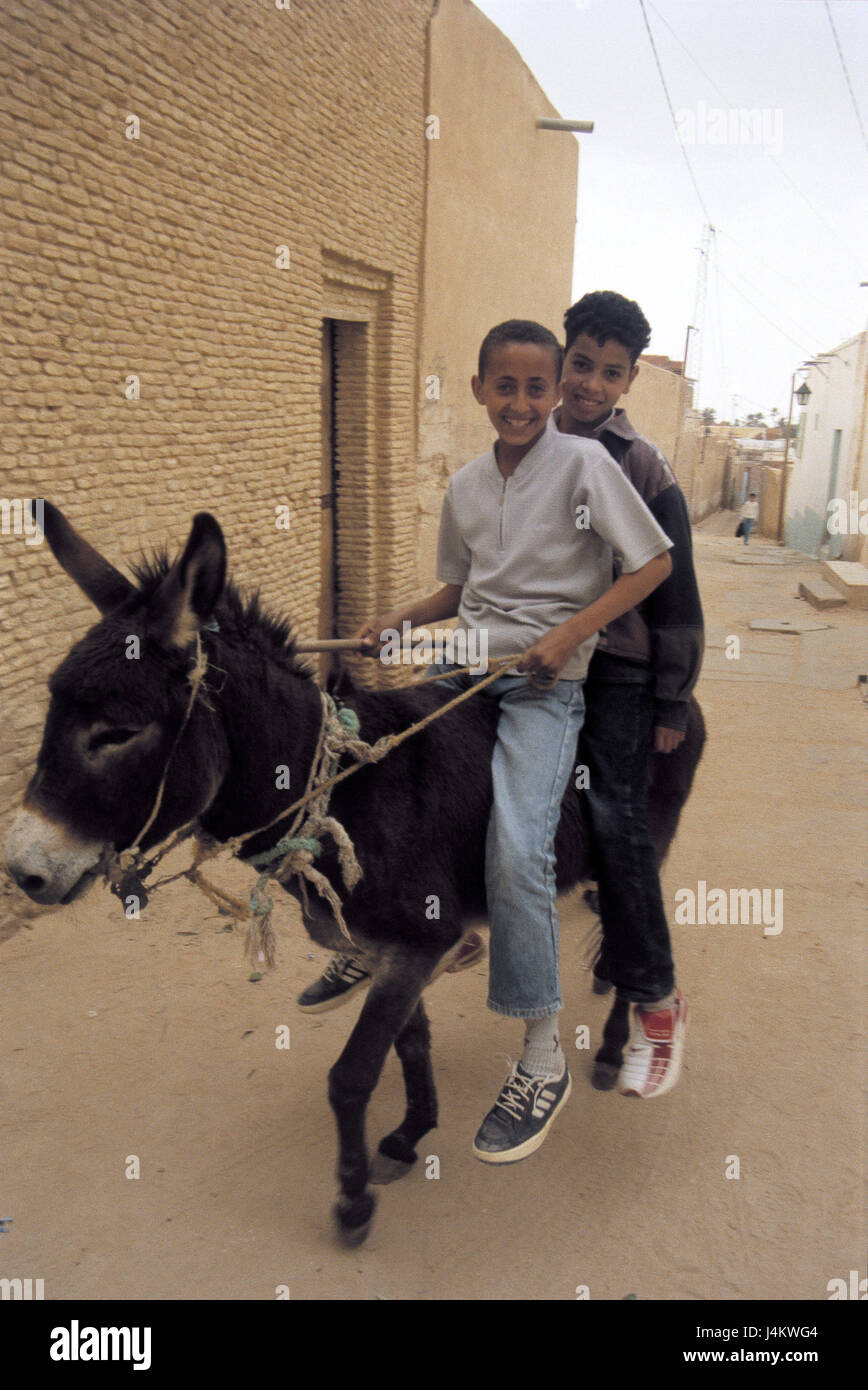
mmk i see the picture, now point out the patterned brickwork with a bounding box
[0,0,431,828]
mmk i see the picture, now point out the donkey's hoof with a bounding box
[369,1153,415,1185]
[370,1136,418,1186]
[334,1191,376,1246]
[591,1059,621,1090]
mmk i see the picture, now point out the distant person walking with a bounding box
[740,492,759,545]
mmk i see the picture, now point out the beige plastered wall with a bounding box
[618,359,728,521]
[415,0,579,591]
[624,359,692,473]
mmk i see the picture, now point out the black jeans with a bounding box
[580,652,675,1005]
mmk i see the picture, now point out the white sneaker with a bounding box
[618,990,688,1098]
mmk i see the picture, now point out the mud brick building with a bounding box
[0,0,581,865]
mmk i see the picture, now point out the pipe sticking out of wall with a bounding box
[295,638,368,652]
[536,118,595,132]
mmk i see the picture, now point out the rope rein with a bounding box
[104,641,530,967]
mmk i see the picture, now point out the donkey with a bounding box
[5,504,706,1244]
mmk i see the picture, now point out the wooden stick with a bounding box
[294,637,369,652]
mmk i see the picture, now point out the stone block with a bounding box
[798,578,847,610]
[821,561,868,610]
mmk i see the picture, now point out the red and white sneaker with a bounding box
[618,990,688,1098]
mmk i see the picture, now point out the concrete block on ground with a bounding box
[821,560,868,609]
[798,578,847,610]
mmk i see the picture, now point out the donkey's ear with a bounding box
[33,500,137,614]
[147,513,226,651]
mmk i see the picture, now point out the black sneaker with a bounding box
[472,1062,571,1164]
[296,953,372,1013]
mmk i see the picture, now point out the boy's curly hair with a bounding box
[563,291,651,365]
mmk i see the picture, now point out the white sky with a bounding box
[473,0,868,422]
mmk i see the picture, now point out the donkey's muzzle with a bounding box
[4,809,105,905]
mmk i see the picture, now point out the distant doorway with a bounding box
[320,319,339,666]
[320,317,368,680]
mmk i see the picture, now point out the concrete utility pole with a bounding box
[687,224,715,388]
[778,373,799,543]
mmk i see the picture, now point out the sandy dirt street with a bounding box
[1,510,866,1302]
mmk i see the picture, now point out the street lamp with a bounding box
[777,364,817,542]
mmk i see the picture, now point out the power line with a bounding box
[687,222,715,389]
[825,0,868,161]
[714,264,816,357]
[639,0,821,389]
[717,230,840,323]
[631,0,857,415]
[646,0,727,103]
[637,0,713,224]
[714,251,827,350]
[648,0,862,261]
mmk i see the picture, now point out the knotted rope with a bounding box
[104,634,208,902]
[104,644,532,968]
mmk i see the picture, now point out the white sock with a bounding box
[521,1016,565,1078]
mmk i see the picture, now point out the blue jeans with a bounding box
[742,517,755,544]
[580,653,675,1004]
[431,664,585,1018]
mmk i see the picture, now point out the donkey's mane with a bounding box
[130,550,316,680]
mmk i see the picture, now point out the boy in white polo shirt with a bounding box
[740,492,759,544]
[304,321,673,1163]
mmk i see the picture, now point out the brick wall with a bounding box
[0,0,431,843]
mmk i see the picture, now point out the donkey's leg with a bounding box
[591,995,631,1090]
[327,951,438,1245]
[369,999,437,1185]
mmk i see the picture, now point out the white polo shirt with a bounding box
[436,417,673,680]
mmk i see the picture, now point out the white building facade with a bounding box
[785,331,868,563]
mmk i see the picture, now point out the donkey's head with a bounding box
[5,503,229,905]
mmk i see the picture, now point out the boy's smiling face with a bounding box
[560,332,639,433]
[472,341,561,468]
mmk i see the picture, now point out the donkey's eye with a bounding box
[87,727,143,752]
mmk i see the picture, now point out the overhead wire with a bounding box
[646,0,862,284]
[637,0,713,225]
[712,252,825,350]
[640,0,859,414]
[824,0,868,162]
[648,0,858,247]
[714,265,816,357]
